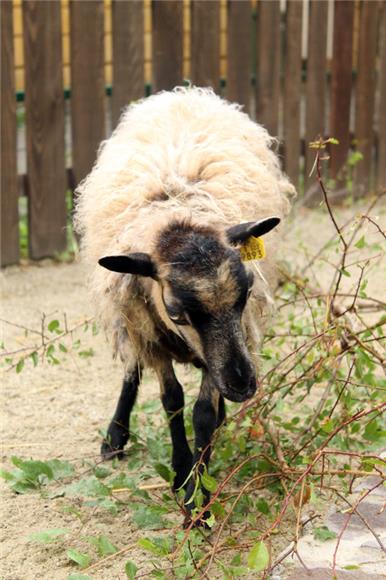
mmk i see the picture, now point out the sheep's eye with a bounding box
[166,305,190,326]
[170,313,189,326]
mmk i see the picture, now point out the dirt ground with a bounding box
[1,201,385,579]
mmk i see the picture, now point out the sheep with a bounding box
[74,86,296,526]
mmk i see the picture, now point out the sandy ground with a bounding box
[0,201,385,579]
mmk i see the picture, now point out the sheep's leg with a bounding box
[184,375,219,527]
[217,394,226,427]
[101,366,140,460]
[156,361,193,491]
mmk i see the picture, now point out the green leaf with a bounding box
[138,538,162,556]
[201,470,217,493]
[348,151,363,166]
[109,473,135,490]
[211,500,226,518]
[132,505,168,530]
[78,348,95,359]
[355,235,366,249]
[313,526,337,541]
[96,535,118,557]
[28,528,69,543]
[247,541,269,571]
[125,561,138,579]
[67,549,92,568]
[46,459,74,479]
[203,513,216,528]
[137,537,172,557]
[0,468,15,481]
[97,498,118,515]
[16,359,24,373]
[67,575,92,580]
[363,420,386,443]
[256,498,269,515]
[153,462,174,483]
[12,481,37,494]
[65,476,110,498]
[11,457,54,482]
[30,351,39,367]
[48,319,60,333]
[93,465,111,479]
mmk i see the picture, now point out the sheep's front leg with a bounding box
[184,374,219,527]
[156,360,193,491]
[101,365,141,459]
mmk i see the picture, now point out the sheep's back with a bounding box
[75,87,294,262]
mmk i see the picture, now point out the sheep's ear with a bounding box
[98,252,157,278]
[226,217,281,245]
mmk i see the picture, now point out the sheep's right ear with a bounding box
[98,252,157,279]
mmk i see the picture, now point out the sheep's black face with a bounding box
[98,217,280,403]
[154,221,259,403]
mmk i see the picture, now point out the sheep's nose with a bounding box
[234,363,243,378]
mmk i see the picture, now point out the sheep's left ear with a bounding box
[226,217,281,245]
[98,252,157,278]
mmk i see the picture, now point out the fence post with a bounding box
[283,0,303,190]
[1,1,19,267]
[304,0,328,201]
[152,0,183,92]
[191,1,220,91]
[353,1,379,197]
[330,0,354,181]
[255,0,280,136]
[112,0,144,127]
[70,0,105,188]
[227,0,251,113]
[377,4,386,192]
[23,0,67,259]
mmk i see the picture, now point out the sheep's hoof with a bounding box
[182,512,211,530]
[101,441,125,460]
[101,424,129,460]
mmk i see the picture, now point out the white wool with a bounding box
[74,87,296,367]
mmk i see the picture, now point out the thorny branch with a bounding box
[2,138,385,578]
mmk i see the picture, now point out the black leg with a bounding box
[217,394,226,428]
[101,366,140,460]
[184,374,218,526]
[156,361,193,490]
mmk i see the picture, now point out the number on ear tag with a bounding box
[240,237,266,261]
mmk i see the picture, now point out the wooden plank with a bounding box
[304,0,328,197]
[152,0,183,92]
[70,0,105,187]
[353,1,379,197]
[330,0,354,179]
[377,4,386,191]
[283,0,303,189]
[1,1,19,266]
[255,0,281,136]
[191,1,220,90]
[23,0,67,260]
[227,0,251,112]
[112,0,144,127]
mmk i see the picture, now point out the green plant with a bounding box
[2,141,385,577]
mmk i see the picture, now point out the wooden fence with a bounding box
[1,0,385,266]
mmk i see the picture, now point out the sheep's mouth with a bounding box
[218,380,257,403]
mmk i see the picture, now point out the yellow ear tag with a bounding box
[240,237,266,261]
